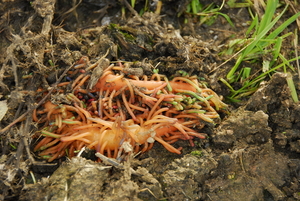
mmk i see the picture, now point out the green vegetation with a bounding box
[190,150,203,156]
[227,0,252,8]
[109,1,300,102]
[9,143,17,150]
[220,0,300,101]
[286,72,299,102]
[185,0,234,27]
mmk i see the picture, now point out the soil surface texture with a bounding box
[1,1,300,201]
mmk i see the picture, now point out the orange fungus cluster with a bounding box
[33,57,227,162]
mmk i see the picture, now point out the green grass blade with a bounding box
[230,76,266,98]
[219,78,236,92]
[279,53,295,72]
[251,56,300,83]
[248,5,293,51]
[131,0,136,8]
[246,14,258,37]
[191,0,198,14]
[270,37,282,66]
[226,4,288,82]
[266,11,300,40]
[216,12,235,27]
[228,56,300,99]
[257,0,278,35]
[286,72,299,102]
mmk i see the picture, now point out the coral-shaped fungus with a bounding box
[33,57,227,162]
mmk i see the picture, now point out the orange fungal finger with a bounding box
[94,74,197,92]
[154,136,181,154]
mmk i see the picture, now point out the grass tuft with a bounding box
[221,0,300,101]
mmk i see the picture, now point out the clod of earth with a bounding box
[32,56,227,162]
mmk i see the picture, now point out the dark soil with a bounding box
[1,0,300,201]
